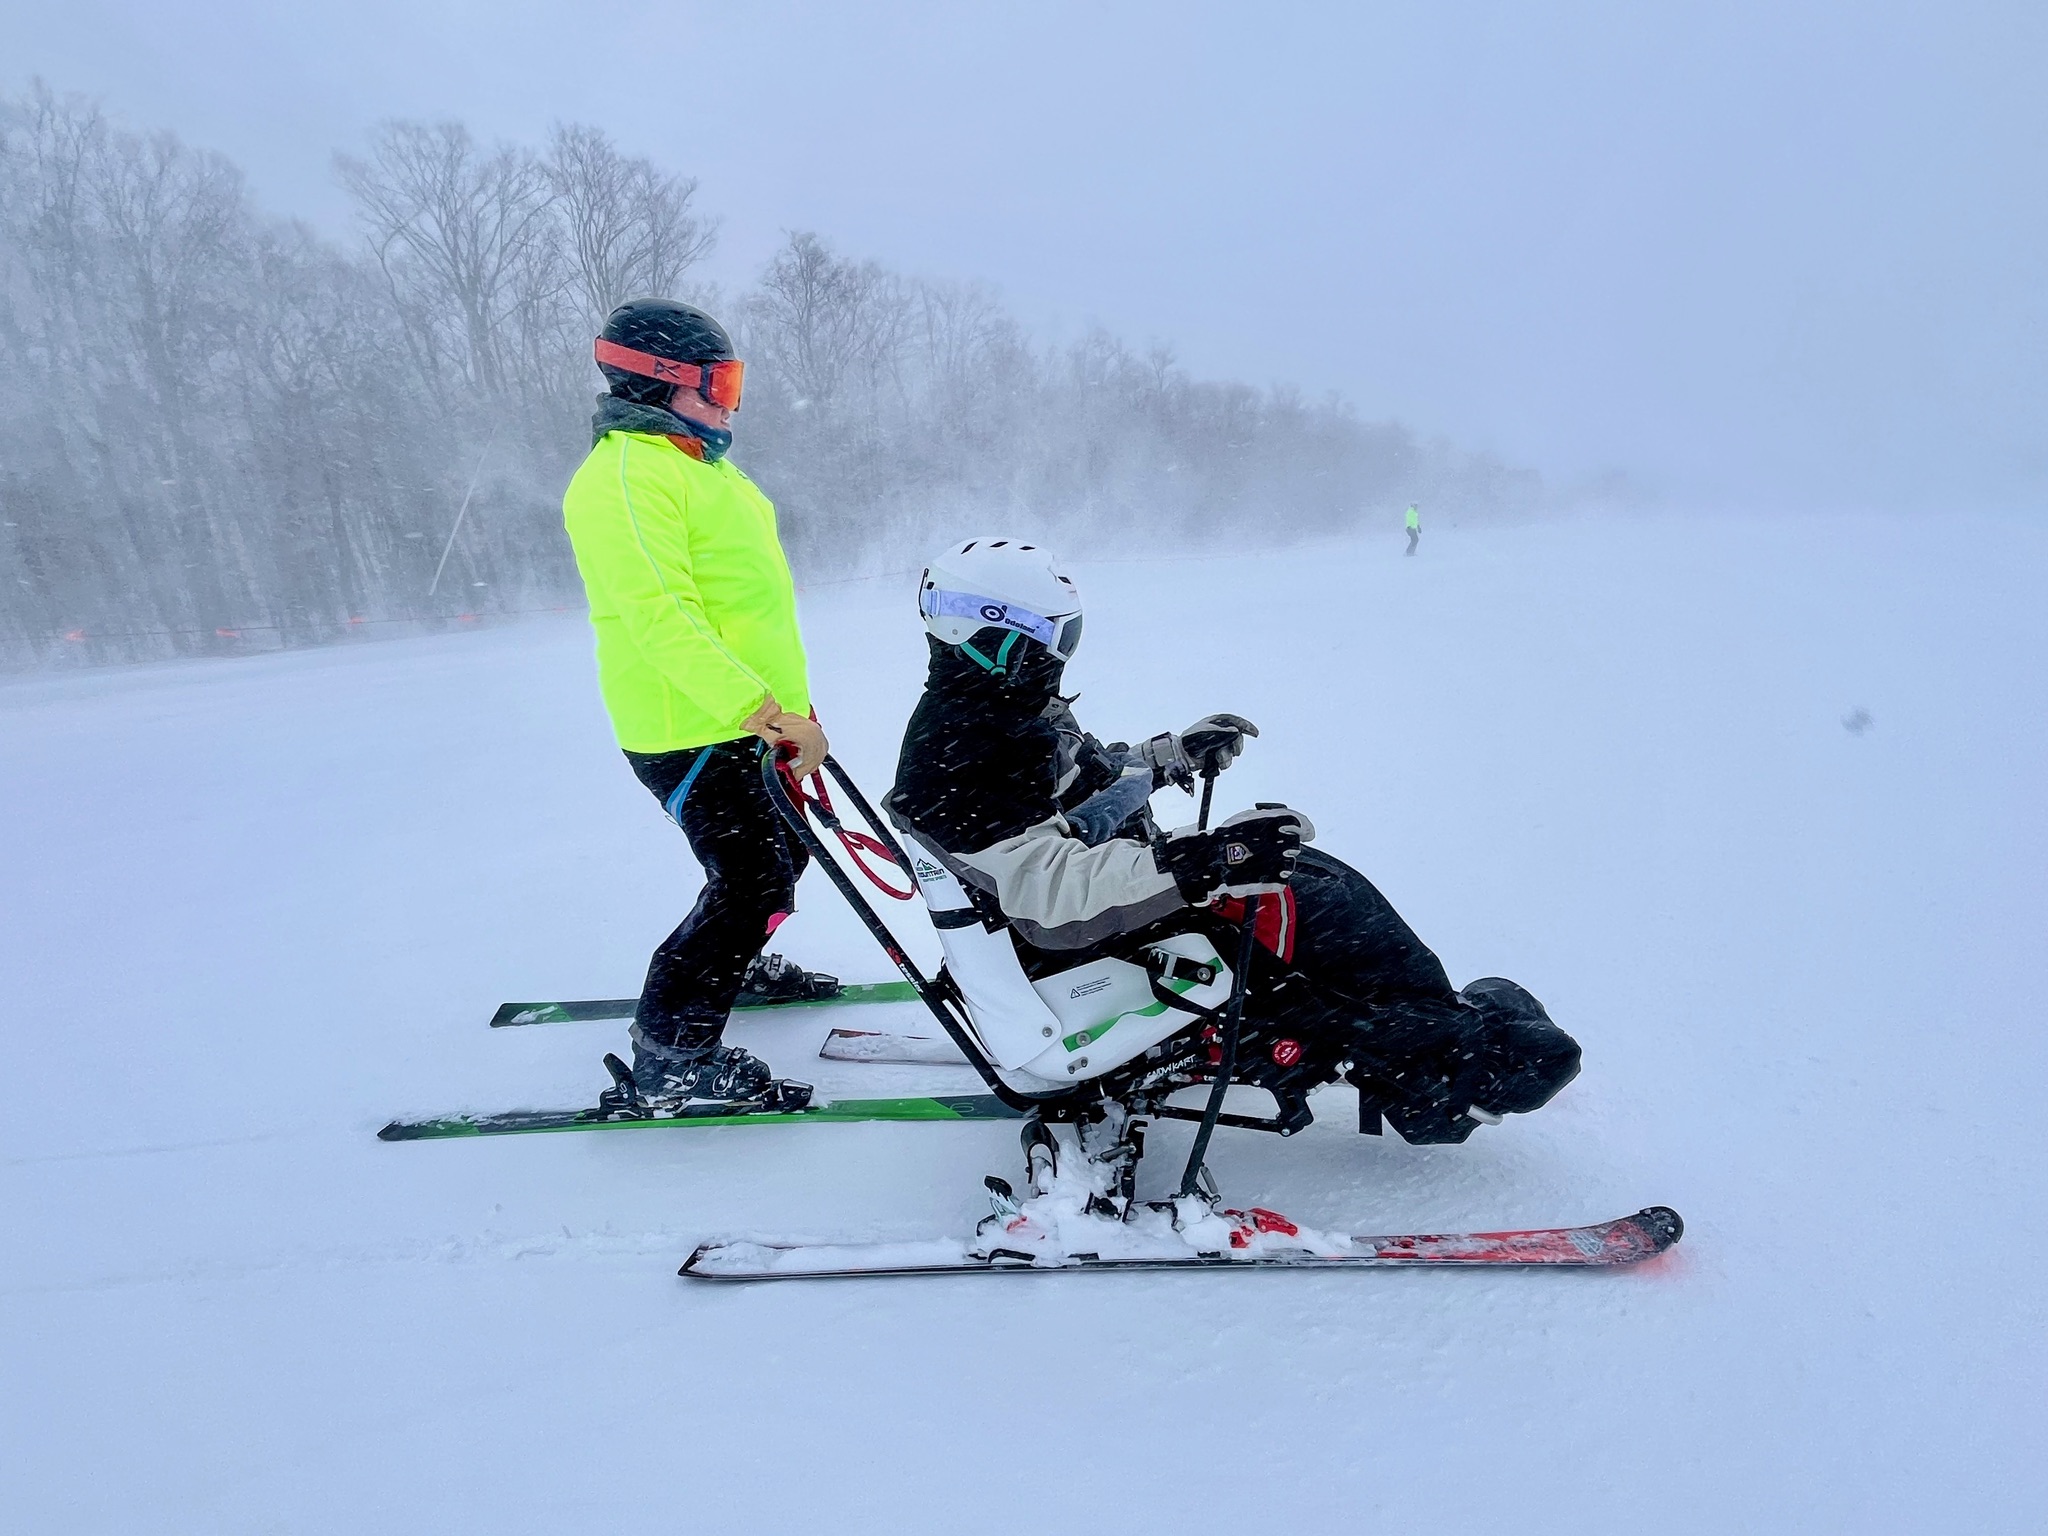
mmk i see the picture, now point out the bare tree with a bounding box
[336,121,559,396]
[544,123,715,327]
[1,85,114,445]
[93,124,252,629]
[1,89,1530,671]
[746,231,909,411]
[910,277,1021,443]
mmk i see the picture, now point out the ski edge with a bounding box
[488,981,919,1028]
[376,1091,1024,1141]
[677,1207,1684,1281]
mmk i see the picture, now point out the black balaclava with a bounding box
[924,629,1066,711]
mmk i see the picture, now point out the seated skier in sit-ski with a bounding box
[884,538,1582,1143]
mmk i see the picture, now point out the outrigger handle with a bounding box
[1178,905,1258,1199]
[1178,761,1257,1198]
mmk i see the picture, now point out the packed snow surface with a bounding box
[3,513,2043,1532]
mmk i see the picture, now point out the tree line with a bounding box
[0,82,1536,668]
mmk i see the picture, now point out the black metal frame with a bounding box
[761,752,1301,1186]
[761,752,1050,1116]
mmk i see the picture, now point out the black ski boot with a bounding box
[599,1033,813,1116]
[734,952,842,1008]
[1348,982,1582,1143]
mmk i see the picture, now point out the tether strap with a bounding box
[779,758,915,900]
[1143,946,1228,1020]
[1151,975,1225,1019]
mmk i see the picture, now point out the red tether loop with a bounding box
[777,754,916,901]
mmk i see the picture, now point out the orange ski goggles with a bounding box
[594,338,746,412]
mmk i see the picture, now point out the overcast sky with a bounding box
[6,0,2043,510]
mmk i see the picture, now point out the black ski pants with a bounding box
[1255,849,1580,1141]
[624,740,809,1050]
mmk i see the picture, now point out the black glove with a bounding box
[1138,714,1259,792]
[1182,713,1257,776]
[1157,804,1315,903]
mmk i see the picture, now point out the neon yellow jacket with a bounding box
[562,431,811,753]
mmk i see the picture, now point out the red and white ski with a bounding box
[679,1206,1682,1281]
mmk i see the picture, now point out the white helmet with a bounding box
[917,537,1083,669]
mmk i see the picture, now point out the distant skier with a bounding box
[560,298,830,1108]
[884,538,1580,1142]
[1405,503,1421,556]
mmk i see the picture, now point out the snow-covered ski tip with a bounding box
[682,1205,1683,1280]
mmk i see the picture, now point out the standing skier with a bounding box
[1405,503,1421,556]
[561,298,827,1107]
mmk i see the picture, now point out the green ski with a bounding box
[378,1091,1021,1142]
[488,980,919,1028]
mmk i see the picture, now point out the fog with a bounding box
[5,9,2047,1526]
[1,91,1524,664]
[7,0,2042,512]
[3,4,2043,663]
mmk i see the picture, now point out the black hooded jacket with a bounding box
[886,638,1189,953]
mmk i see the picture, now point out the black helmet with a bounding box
[597,299,735,405]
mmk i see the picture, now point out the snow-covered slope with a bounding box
[3,512,2042,1533]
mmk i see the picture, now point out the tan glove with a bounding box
[741,693,830,777]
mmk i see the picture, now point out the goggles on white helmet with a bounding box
[918,588,1084,662]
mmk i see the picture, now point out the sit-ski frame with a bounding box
[760,750,1277,1204]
